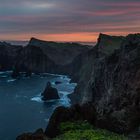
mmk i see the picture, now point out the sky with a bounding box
[0,0,140,42]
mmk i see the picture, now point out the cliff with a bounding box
[12,38,90,77]
[45,33,140,138]
[70,33,125,102]
[0,42,22,71]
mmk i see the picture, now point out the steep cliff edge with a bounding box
[70,33,140,133]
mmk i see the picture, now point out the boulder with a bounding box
[42,82,60,101]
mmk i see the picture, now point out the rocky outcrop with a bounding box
[12,38,90,77]
[0,42,22,71]
[41,82,60,101]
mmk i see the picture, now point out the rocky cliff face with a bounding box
[70,33,125,103]
[69,33,140,133]
[0,42,22,71]
[12,38,90,77]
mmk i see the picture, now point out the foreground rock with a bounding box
[42,82,60,101]
[16,129,47,140]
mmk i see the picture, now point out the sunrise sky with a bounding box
[0,0,140,42]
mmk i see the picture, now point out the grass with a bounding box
[53,121,128,140]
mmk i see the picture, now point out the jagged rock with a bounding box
[16,129,47,140]
[41,82,60,101]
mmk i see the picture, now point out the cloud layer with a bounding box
[0,0,140,41]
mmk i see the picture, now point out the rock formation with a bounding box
[41,82,60,101]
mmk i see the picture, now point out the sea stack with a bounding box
[41,82,60,101]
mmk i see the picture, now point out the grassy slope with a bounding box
[53,121,128,140]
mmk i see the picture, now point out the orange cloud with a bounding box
[1,31,138,43]
[0,33,98,42]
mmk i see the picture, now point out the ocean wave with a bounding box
[7,79,16,82]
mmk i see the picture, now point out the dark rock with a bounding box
[55,81,62,85]
[16,129,47,140]
[0,42,22,71]
[42,82,60,101]
[11,67,20,78]
[25,69,32,77]
[12,38,90,77]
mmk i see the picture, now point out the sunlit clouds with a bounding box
[0,0,140,42]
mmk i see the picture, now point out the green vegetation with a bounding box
[53,121,128,140]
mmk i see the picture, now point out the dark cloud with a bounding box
[0,0,139,41]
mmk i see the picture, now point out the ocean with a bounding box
[0,71,76,140]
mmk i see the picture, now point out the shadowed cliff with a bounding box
[12,38,90,77]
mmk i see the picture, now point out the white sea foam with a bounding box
[44,118,49,122]
[7,79,16,82]
[1,75,8,78]
[31,96,43,103]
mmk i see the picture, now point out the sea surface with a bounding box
[0,71,76,140]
